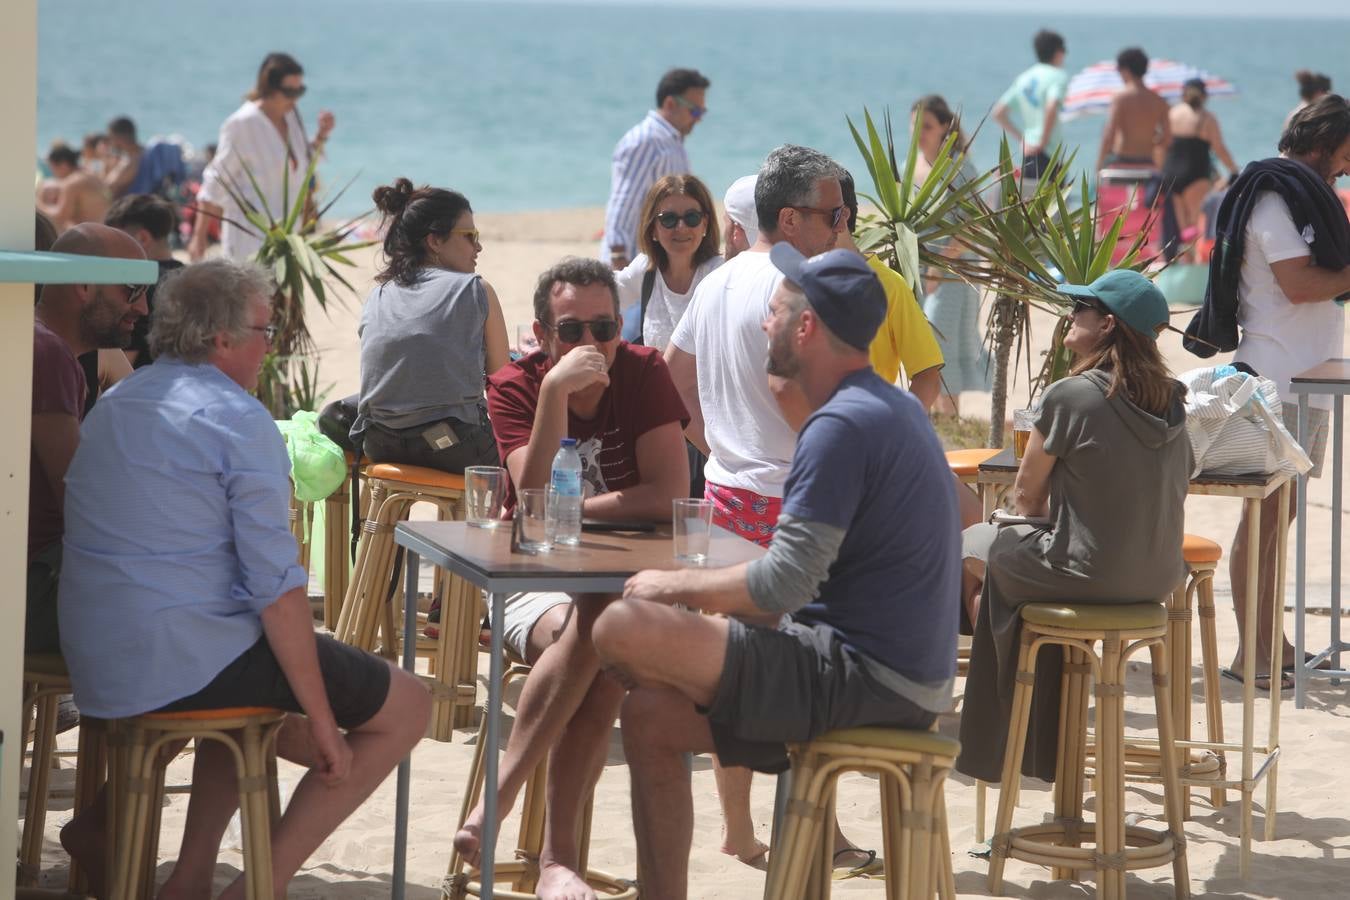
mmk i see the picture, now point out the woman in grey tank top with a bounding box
[351,178,510,473]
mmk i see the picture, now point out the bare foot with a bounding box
[536,861,596,900]
[453,817,482,869]
[721,837,769,870]
[60,806,106,898]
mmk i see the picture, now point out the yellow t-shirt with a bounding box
[865,255,944,385]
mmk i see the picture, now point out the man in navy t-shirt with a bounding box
[594,244,961,899]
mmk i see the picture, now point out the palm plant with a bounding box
[201,154,372,415]
[849,107,1163,446]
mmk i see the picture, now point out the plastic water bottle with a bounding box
[550,438,583,546]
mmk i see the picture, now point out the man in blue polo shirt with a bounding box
[593,244,961,900]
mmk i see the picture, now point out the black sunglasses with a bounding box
[278,85,307,100]
[1071,298,1108,316]
[655,210,706,230]
[791,204,847,230]
[550,318,619,343]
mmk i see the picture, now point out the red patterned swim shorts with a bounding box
[704,482,781,549]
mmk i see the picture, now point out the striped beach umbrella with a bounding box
[1062,60,1237,121]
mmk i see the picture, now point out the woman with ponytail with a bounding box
[1161,79,1239,254]
[350,178,509,472]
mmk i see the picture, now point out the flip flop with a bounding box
[1220,667,1292,691]
[832,848,884,880]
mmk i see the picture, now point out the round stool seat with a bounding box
[142,706,284,723]
[1183,533,1223,565]
[945,448,1000,478]
[1021,601,1166,631]
[23,653,69,680]
[366,462,466,492]
[809,726,960,759]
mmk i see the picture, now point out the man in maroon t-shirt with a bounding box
[454,257,688,899]
[28,223,147,652]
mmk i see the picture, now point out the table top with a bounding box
[976,447,1289,498]
[395,520,765,593]
[1291,358,1350,391]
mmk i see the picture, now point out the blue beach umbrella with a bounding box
[1062,59,1238,121]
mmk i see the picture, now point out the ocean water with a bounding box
[36,0,1348,219]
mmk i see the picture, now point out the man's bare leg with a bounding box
[215,665,430,899]
[713,761,767,866]
[1230,489,1298,677]
[455,595,612,866]
[535,672,628,900]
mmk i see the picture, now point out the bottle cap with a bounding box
[561,437,577,447]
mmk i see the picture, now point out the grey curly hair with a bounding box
[148,259,273,363]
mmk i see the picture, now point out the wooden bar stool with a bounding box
[988,602,1189,900]
[1173,534,1226,813]
[19,653,74,886]
[111,707,285,900]
[334,462,479,739]
[763,727,958,900]
[445,657,637,899]
[945,448,1000,485]
[321,452,360,630]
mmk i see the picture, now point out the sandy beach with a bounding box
[25,207,1350,898]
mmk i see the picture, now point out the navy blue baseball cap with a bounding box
[769,244,887,351]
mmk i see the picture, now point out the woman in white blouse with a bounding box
[189,52,334,261]
[614,174,722,353]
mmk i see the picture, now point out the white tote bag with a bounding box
[1178,366,1313,479]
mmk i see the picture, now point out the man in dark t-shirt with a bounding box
[455,257,689,899]
[593,245,961,899]
[29,223,147,652]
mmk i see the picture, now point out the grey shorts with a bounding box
[1282,402,1330,478]
[703,619,935,774]
[489,592,572,661]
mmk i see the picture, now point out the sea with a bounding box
[36,0,1349,220]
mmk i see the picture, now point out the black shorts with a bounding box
[703,619,936,773]
[156,634,391,731]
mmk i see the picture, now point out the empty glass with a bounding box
[673,498,713,565]
[517,487,556,552]
[465,465,506,528]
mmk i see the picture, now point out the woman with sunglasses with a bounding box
[190,52,335,262]
[615,174,722,355]
[349,178,509,474]
[955,270,1190,784]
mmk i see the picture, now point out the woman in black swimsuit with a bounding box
[1161,79,1239,259]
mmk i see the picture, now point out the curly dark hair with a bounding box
[532,258,619,325]
[371,177,473,286]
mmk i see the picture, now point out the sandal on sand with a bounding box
[832,848,884,880]
[1220,667,1292,691]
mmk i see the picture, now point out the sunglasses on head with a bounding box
[549,318,619,343]
[278,85,307,100]
[655,210,705,230]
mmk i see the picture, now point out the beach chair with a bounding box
[1096,168,1162,265]
[987,601,1189,899]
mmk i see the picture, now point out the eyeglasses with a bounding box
[791,205,847,230]
[451,228,481,244]
[548,318,619,343]
[122,284,148,304]
[249,324,279,345]
[673,95,706,120]
[278,85,307,100]
[655,210,706,230]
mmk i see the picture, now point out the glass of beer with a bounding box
[1012,408,1037,460]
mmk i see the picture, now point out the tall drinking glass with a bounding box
[1012,409,1037,461]
[517,487,556,552]
[673,498,713,565]
[465,466,506,528]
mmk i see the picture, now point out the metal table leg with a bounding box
[1332,396,1344,680]
[1296,398,1310,708]
[393,549,419,899]
[481,590,506,894]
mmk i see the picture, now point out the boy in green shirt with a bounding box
[993,29,1069,182]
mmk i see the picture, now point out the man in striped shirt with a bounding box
[603,68,710,270]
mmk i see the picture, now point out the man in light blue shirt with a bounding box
[58,258,430,898]
[602,68,710,270]
[993,29,1070,182]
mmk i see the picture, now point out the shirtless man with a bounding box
[37,144,109,233]
[103,116,145,199]
[1095,47,1171,173]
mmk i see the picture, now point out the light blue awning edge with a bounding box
[0,249,160,284]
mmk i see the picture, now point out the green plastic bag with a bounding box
[275,410,347,503]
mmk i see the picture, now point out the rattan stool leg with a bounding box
[1096,631,1126,900]
[1052,645,1090,880]
[1149,642,1191,899]
[763,747,823,900]
[988,629,1038,893]
[935,784,956,900]
[113,722,153,900]
[908,759,938,900]
[1168,581,1193,819]
[239,719,278,900]
[1193,570,1226,810]
[68,718,108,894]
[19,690,60,885]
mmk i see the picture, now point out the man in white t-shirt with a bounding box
[666,145,847,545]
[1227,96,1350,684]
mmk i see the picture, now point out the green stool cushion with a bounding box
[810,726,960,759]
[1022,602,1166,631]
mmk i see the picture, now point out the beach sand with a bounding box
[25,207,1350,898]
